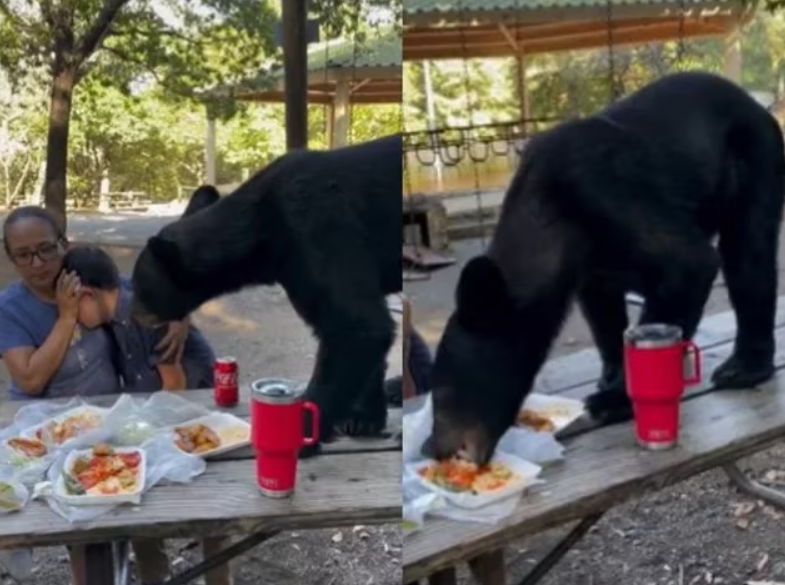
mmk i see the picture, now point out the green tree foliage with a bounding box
[0,0,278,227]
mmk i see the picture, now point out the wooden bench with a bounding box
[403,297,785,585]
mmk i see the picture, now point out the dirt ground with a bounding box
[404,236,785,585]
[0,244,402,585]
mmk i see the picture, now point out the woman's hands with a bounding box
[55,270,81,321]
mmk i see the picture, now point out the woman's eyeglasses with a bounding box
[9,242,61,266]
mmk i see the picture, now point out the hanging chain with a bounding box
[674,0,687,70]
[605,0,621,102]
[457,0,487,248]
[322,19,330,146]
[346,0,362,145]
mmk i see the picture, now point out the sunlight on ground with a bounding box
[196,299,259,332]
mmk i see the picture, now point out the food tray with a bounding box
[54,447,147,506]
[407,451,542,510]
[519,393,586,433]
[169,412,251,458]
[20,405,110,446]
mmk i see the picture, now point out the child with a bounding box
[60,246,215,392]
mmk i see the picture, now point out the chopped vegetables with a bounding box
[418,457,518,495]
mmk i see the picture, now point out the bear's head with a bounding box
[423,255,525,466]
[131,185,221,326]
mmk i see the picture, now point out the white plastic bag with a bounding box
[0,467,34,581]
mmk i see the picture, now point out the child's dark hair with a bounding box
[3,206,66,255]
[60,246,120,290]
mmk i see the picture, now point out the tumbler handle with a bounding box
[302,401,320,446]
[683,340,702,385]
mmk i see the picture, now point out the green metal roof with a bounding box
[212,29,400,96]
[303,29,401,71]
[404,0,738,14]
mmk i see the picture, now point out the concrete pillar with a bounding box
[98,171,111,213]
[326,103,336,149]
[332,78,351,148]
[206,116,217,185]
[723,21,742,84]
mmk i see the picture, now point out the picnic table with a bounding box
[403,298,785,585]
[0,389,402,585]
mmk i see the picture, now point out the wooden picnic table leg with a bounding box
[428,567,457,584]
[469,549,506,585]
[517,513,604,585]
[202,536,234,585]
[83,543,116,585]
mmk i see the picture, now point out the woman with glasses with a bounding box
[0,206,174,584]
[0,206,121,400]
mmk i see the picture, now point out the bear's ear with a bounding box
[182,185,221,219]
[147,235,183,271]
[455,255,513,333]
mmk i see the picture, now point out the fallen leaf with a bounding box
[758,553,770,572]
[762,506,784,520]
[732,502,757,517]
[761,469,785,485]
[332,532,343,543]
[736,517,751,529]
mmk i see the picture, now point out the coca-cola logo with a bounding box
[215,371,238,386]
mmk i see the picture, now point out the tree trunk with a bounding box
[43,67,77,232]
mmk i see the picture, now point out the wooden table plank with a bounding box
[0,390,403,456]
[0,451,401,549]
[403,371,785,581]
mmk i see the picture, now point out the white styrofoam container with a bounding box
[519,393,586,433]
[20,405,110,446]
[54,447,146,506]
[168,412,251,458]
[407,451,542,510]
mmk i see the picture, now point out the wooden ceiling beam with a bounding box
[407,15,683,44]
[404,20,729,60]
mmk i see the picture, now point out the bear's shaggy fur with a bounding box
[131,135,402,457]
[426,72,785,465]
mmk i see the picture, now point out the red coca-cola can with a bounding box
[214,357,239,407]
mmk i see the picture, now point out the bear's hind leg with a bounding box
[587,235,718,424]
[299,297,395,458]
[339,360,390,437]
[713,187,783,389]
[637,240,718,341]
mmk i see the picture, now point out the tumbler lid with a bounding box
[250,378,305,405]
[624,324,683,349]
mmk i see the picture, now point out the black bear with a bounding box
[425,72,785,466]
[130,135,402,457]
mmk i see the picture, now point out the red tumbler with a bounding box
[624,324,702,450]
[250,378,320,498]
